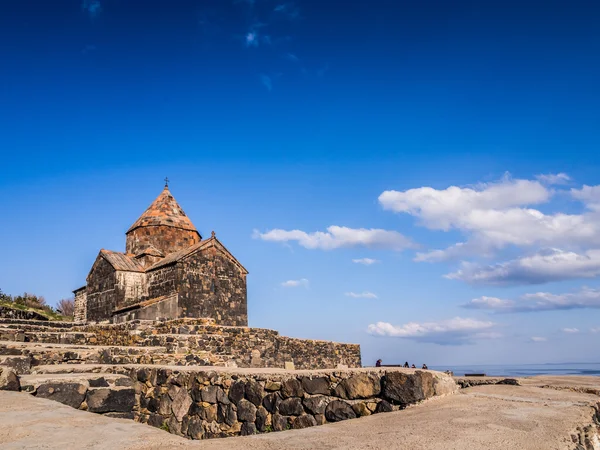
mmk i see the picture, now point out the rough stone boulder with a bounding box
[325,400,357,422]
[301,377,330,395]
[383,371,434,405]
[334,373,381,399]
[86,388,136,413]
[0,367,20,391]
[303,396,329,415]
[279,397,304,416]
[237,398,257,422]
[281,378,304,398]
[293,414,318,429]
[36,382,87,409]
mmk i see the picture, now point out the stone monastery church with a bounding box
[73,184,248,326]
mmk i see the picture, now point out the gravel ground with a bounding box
[0,376,598,450]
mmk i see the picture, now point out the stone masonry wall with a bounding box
[24,366,457,440]
[126,225,201,257]
[146,265,179,302]
[115,271,148,310]
[177,246,248,327]
[74,288,87,323]
[70,320,361,370]
[85,257,118,322]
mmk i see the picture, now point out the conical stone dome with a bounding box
[125,186,202,258]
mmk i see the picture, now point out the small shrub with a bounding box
[57,298,75,317]
[159,422,170,432]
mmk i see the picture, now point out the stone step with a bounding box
[23,331,97,345]
[19,372,137,418]
[0,341,174,371]
[0,318,74,329]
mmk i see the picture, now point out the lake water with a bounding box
[429,363,600,377]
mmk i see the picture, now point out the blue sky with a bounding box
[1,0,600,366]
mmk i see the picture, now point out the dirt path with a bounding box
[0,377,598,450]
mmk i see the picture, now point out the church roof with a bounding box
[146,235,248,274]
[100,249,145,272]
[127,186,199,234]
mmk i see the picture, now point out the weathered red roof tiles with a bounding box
[127,186,198,234]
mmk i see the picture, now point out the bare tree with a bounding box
[57,298,75,317]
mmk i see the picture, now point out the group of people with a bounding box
[375,359,428,370]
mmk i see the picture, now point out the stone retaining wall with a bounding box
[1,318,362,370]
[74,320,361,370]
[19,367,458,440]
[0,306,48,321]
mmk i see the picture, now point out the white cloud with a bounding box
[446,249,600,285]
[367,317,496,345]
[562,328,579,333]
[254,226,413,251]
[462,287,600,313]
[352,258,380,265]
[531,336,547,342]
[572,185,600,211]
[590,327,600,333]
[536,173,571,185]
[380,175,600,261]
[280,278,309,288]
[345,291,378,299]
[379,175,550,230]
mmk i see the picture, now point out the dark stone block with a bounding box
[200,385,219,404]
[156,369,170,385]
[89,378,109,388]
[245,380,265,406]
[237,398,257,422]
[255,406,269,432]
[216,387,230,405]
[303,396,328,415]
[383,371,433,405]
[148,414,165,429]
[375,399,393,413]
[262,392,281,414]
[115,377,134,387]
[86,388,136,413]
[241,422,257,436]
[272,413,290,431]
[187,416,204,439]
[292,414,317,429]
[301,377,330,395]
[228,380,245,405]
[218,403,237,426]
[278,397,304,416]
[36,382,86,409]
[281,378,304,398]
[325,400,356,422]
[147,396,160,413]
[137,368,151,383]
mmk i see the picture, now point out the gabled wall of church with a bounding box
[86,257,118,322]
[177,245,248,326]
[146,264,179,300]
[115,271,147,310]
[126,225,201,257]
